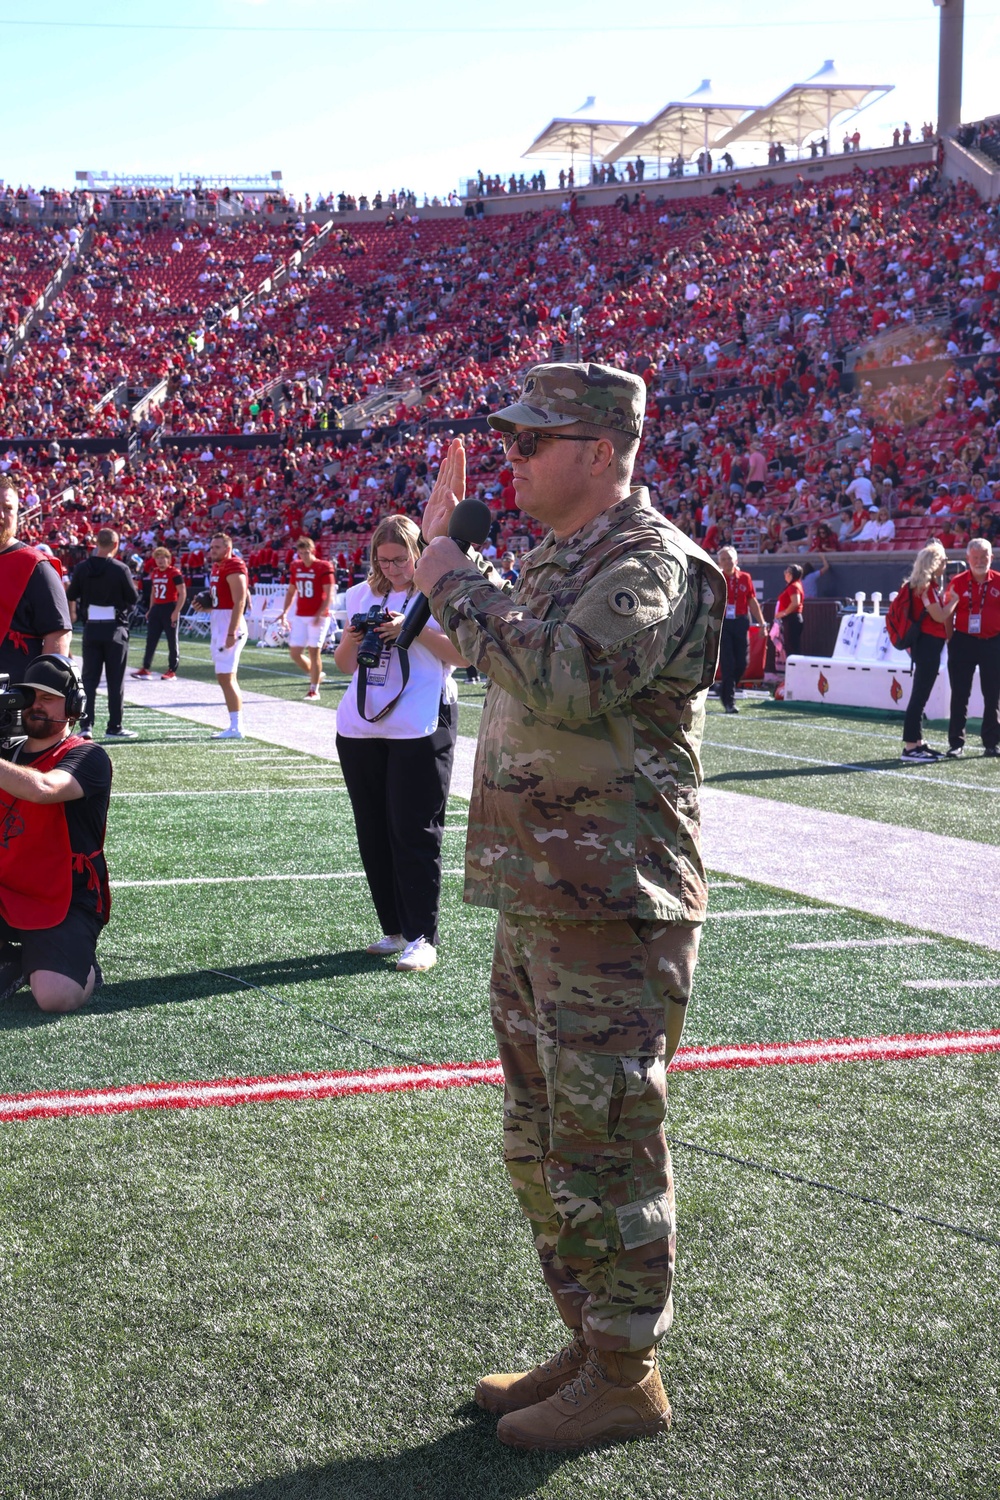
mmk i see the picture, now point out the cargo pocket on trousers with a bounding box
[550,1005,667,1153]
[616,1190,673,1251]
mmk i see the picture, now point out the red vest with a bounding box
[0,736,111,930]
[0,545,43,656]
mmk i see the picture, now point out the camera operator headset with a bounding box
[0,653,112,1014]
[334,514,469,973]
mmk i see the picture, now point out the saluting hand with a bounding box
[420,437,466,541]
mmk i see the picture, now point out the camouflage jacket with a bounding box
[427,489,725,922]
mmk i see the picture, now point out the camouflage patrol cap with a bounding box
[488,361,645,438]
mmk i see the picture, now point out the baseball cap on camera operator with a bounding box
[0,654,80,740]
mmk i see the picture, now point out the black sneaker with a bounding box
[985,746,999,758]
[723,705,739,715]
[945,745,964,759]
[0,955,25,1003]
[900,743,941,762]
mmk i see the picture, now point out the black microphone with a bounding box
[396,498,493,651]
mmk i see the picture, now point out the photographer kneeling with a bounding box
[0,656,111,1013]
[334,516,467,973]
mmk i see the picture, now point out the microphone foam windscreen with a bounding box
[447,498,493,547]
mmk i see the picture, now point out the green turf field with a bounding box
[0,697,997,1498]
[702,698,999,845]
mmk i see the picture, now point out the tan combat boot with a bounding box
[474,1330,589,1415]
[495,1346,671,1450]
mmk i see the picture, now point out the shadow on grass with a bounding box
[0,950,391,1029]
[705,756,916,789]
[207,1410,570,1500]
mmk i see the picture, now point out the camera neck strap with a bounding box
[355,587,413,724]
[356,648,411,724]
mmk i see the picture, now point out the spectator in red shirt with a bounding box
[775,564,805,657]
[943,538,1000,757]
[900,542,956,761]
[716,546,766,714]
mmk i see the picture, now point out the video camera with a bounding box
[350,606,392,670]
[0,675,34,740]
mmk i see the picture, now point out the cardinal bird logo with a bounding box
[817,671,829,697]
[890,676,903,703]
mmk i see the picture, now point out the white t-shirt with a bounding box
[335,581,455,741]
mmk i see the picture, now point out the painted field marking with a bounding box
[702,740,997,797]
[904,979,1000,990]
[116,787,350,798]
[4,1028,999,1123]
[705,907,837,921]
[788,937,938,951]
[115,868,467,889]
[708,881,745,890]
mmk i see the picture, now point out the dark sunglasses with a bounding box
[500,431,597,459]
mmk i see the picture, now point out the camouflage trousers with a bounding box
[490,912,700,1353]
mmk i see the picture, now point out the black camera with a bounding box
[350,606,392,670]
[0,675,34,739]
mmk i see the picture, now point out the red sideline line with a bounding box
[2,1029,999,1123]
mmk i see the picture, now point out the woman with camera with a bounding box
[334,515,467,972]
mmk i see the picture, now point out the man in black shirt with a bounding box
[67,527,139,741]
[0,475,72,682]
[0,655,112,1013]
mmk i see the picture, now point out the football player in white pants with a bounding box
[206,533,249,738]
[277,537,334,700]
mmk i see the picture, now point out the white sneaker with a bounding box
[395,937,437,972]
[366,933,407,956]
[305,688,320,701]
[211,727,244,740]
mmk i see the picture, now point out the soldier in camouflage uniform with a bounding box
[413,362,725,1450]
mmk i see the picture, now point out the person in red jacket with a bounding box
[943,538,1000,757]
[0,655,111,1013]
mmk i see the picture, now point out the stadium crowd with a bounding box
[1,157,999,583]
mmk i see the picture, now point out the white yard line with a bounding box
[903,978,1000,990]
[705,907,837,921]
[788,937,938,951]
[115,869,466,889]
[116,787,349,798]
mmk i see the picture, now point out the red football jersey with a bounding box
[210,555,249,610]
[290,557,333,617]
[150,566,184,605]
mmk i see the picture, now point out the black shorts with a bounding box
[0,905,102,989]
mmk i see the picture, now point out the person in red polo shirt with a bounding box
[943,538,1000,758]
[717,546,766,714]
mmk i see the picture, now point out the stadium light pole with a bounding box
[934,0,964,133]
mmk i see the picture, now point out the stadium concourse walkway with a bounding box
[121,676,1000,954]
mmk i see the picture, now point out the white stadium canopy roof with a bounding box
[605,80,761,166]
[714,60,893,152]
[522,118,643,167]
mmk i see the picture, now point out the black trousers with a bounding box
[947,631,1000,751]
[336,702,457,945]
[143,604,179,672]
[81,625,129,733]
[719,617,750,708]
[781,612,804,658]
[902,632,945,743]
